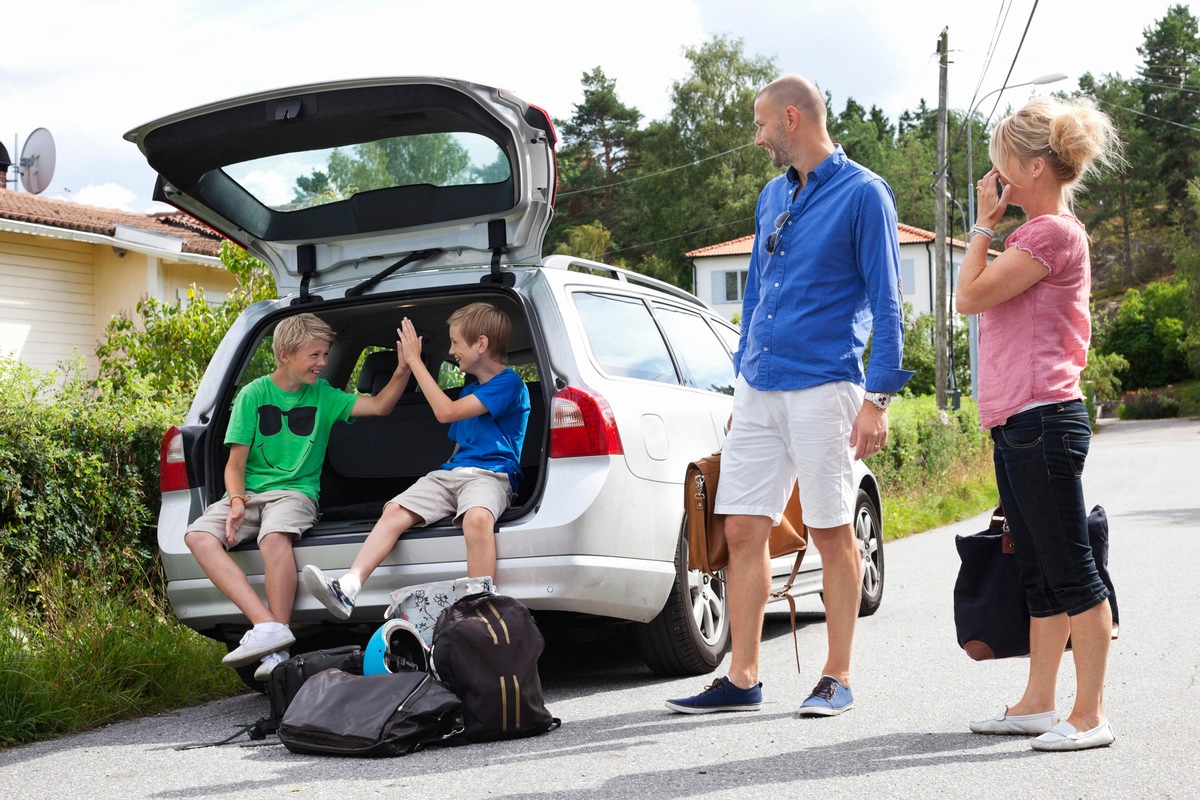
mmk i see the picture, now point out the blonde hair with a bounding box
[989,95,1124,203]
[448,302,511,363]
[272,313,335,366]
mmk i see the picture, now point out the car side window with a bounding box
[573,292,679,384]
[653,304,736,396]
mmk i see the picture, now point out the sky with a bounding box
[1,0,1194,213]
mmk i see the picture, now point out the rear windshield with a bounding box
[223,132,511,212]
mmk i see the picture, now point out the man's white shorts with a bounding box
[714,376,864,529]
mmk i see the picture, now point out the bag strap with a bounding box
[174,717,277,751]
[767,549,806,673]
[989,504,1015,554]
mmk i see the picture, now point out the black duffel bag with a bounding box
[954,504,1118,660]
[277,668,463,757]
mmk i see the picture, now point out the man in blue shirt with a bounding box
[668,74,912,716]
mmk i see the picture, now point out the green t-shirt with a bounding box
[225,376,357,502]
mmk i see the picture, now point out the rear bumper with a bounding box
[167,554,677,637]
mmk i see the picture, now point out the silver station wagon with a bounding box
[126,77,886,686]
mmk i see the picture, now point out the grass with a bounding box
[881,449,998,539]
[0,565,243,748]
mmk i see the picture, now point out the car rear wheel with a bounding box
[855,487,885,616]
[633,523,730,676]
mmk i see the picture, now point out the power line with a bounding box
[604,215,753,256]
[558,143,756,198]
[932,0,1041,182]
[1095,99,1200,133]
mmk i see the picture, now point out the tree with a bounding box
[1136,4,1200,220]
[549,68,644,256]
[1077,72,1153,282]
[1100,281,1191,388]
[622,35,778,286]
[95,242,276,400]
[553,221,615,263]
[829,97,889,176]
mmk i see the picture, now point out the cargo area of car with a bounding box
[213,287,546,540]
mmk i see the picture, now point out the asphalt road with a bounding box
[3,417,1198,799]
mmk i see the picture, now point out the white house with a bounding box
[687,222,995,321]
[0,189,231,376]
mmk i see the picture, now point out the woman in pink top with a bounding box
[956,96,1123,752]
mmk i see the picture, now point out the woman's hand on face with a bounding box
[975,167,1011,228]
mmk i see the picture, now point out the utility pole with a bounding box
[934,27,949,409]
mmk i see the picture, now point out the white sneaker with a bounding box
[222,624,296,667]
[254,650,289,682]
[303,565,355,620]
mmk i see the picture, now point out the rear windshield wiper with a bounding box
[345,249,442,298]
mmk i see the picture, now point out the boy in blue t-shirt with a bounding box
[304,302,531,619]
[185,313,412,680]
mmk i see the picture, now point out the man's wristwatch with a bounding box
[864,391,891,411]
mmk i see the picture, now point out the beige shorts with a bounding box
[391,468,513,527]
[715,376,863,529]
[188,489,318,548]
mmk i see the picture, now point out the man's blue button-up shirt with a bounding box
[735,146,914,395]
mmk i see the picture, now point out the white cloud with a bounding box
[68,183,137,211]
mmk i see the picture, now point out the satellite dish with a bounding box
[0,141,11,177]
[19,127,56,194]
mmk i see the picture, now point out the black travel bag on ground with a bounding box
[431,593,560,742]
[263,645,365,734]
[954,504,1118,660]
[175,644,363,750]
[277,668,464,757]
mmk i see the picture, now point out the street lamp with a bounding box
[965,72,1068,399]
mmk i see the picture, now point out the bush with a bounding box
[1116,387,1181,419]
[0,356,184,605]
[866,394,990,492]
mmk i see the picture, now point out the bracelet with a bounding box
[971,225,996,241]
[229,494,248,506]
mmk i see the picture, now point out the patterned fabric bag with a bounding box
[384,576,494,645]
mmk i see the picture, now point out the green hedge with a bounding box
[0,357,183,604]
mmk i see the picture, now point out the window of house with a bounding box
[711,269,748,303]
[900,258,916,296]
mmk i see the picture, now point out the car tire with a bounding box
[633,523,730,676]
[855,487,885,617]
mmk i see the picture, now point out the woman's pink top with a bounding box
[977,214,1091,429]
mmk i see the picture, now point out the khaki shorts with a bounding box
[715,376,863,529]
[391,468,513,527]
[188,489,318,549]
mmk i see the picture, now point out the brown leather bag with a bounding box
[684,451,809,670]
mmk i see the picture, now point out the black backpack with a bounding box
[277,668,464,757]
[431,593,560,742]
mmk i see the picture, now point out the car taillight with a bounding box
[160,426,190,493]
[549,386,624,458]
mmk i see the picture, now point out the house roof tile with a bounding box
[0,188,224,257]
[686,222,989,257]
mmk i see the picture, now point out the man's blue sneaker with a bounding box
[665,676,763,714]
[798,675,855,716]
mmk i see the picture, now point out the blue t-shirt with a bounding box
[736,146,914,394]
[441,368,531,492]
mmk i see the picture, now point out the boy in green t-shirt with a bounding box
[185,313,412,681]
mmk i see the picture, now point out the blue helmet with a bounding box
[364,618,430,675]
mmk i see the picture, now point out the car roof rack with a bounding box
[539,254,707,310]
